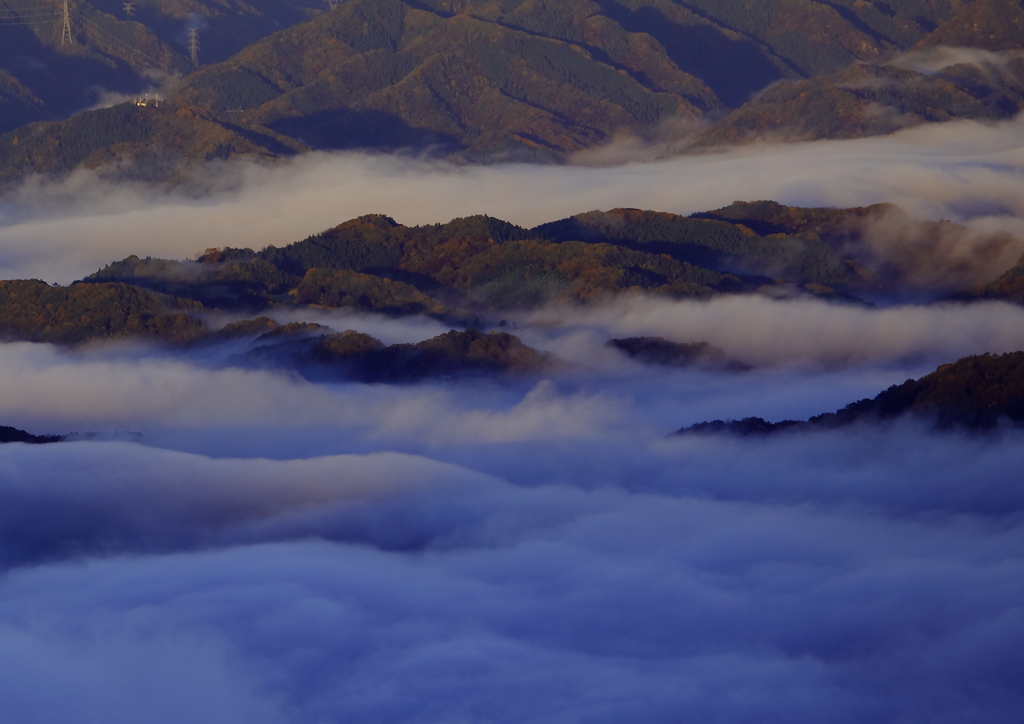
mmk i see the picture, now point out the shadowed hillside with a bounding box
[678,351,1024,433]
[693,57,1024,146]
[0,425,62,444]
[692,0,1024,147]
[171,0,720,161]
[0,100,298,185]
[0,202,1012,357]
[84,0,324,64]
[917,0,1024,51]
[88,206,910,316]
[248,325,553,382]
[0,279,205,344]
[79,202,1019,319]
[0,0,999,179]
[0,0,191,133]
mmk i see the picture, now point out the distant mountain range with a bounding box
[0,200,1019,353]
[953,253,1024,303]
[3,0,1024,182]
[79,199,1013,320]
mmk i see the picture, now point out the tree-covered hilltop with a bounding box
[3,201,1017,349]
[86,248,301,310]
[85,205,894,316]
[205,317,554,382]
[0,425,62,444]
[691,58,1024,148]
[689,0,1024,148]
[0,279,205,345]
[0,102,298,187]
[82,202,1018,317]
[692,200,891,237]
[953,258,1024,305]
[917,0,1024,51]
[85,212,748,314]
[694,201,1022,293]
[536,206,866,289]
[0,0,190,136]
[678,351,1024,434]
[608,337,748,371]
[83,0,325,65]
[168,0,718,162]
[248,326,553,382]
[0,281,552,380]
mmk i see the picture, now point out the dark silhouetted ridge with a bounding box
[0,426,62,444]
[677,351,1024,435]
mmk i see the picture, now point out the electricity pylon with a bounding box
[123,3,135,16]
[60,0,73,45]
[187,27,199,66]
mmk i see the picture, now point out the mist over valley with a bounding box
[3,1,1024,722]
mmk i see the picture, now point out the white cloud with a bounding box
[0,428,1022,722]
[517,295,1024,368]
[3,116,1024,284]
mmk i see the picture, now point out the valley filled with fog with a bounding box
[2,122,1024,723]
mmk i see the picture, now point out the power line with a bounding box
[0,18,59,25]
[0,3,70,33]
[0,10,59,19]
[0,3,61,16]
[70,9,177,71]
[0,2,185,73]
[0,5,62,25]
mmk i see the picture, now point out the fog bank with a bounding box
[1,429,1022,723]
[1,290,1023,721]
[3,112,1024,722]
[3,116,1024,283]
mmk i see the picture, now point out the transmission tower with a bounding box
[326,0,340,9]
[123,2,135,16]
[187,27,200,66]
[60,0,73,45]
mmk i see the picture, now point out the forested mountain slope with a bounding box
[76,201,1015,318]
[84,0,324,63]
[173,0,982,158]
[679,351,1024,433]
[0,0,190,133]
[917,0,1024,50]
[3,0,1024,179]
[694,0,1024,146]
[171,0,720,160]
[0,101,297,185]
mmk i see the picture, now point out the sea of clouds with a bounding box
[2,120,1024,722]
[3,114,1024,283]
[1,294,1023,722]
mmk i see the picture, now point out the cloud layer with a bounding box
[3,115,1024,284]
[3,114,1024,722]
[1,427,1023,723]
[0,292,1023,721]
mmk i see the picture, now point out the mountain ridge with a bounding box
[677,350,1024,433]
[3,0,1019,182]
